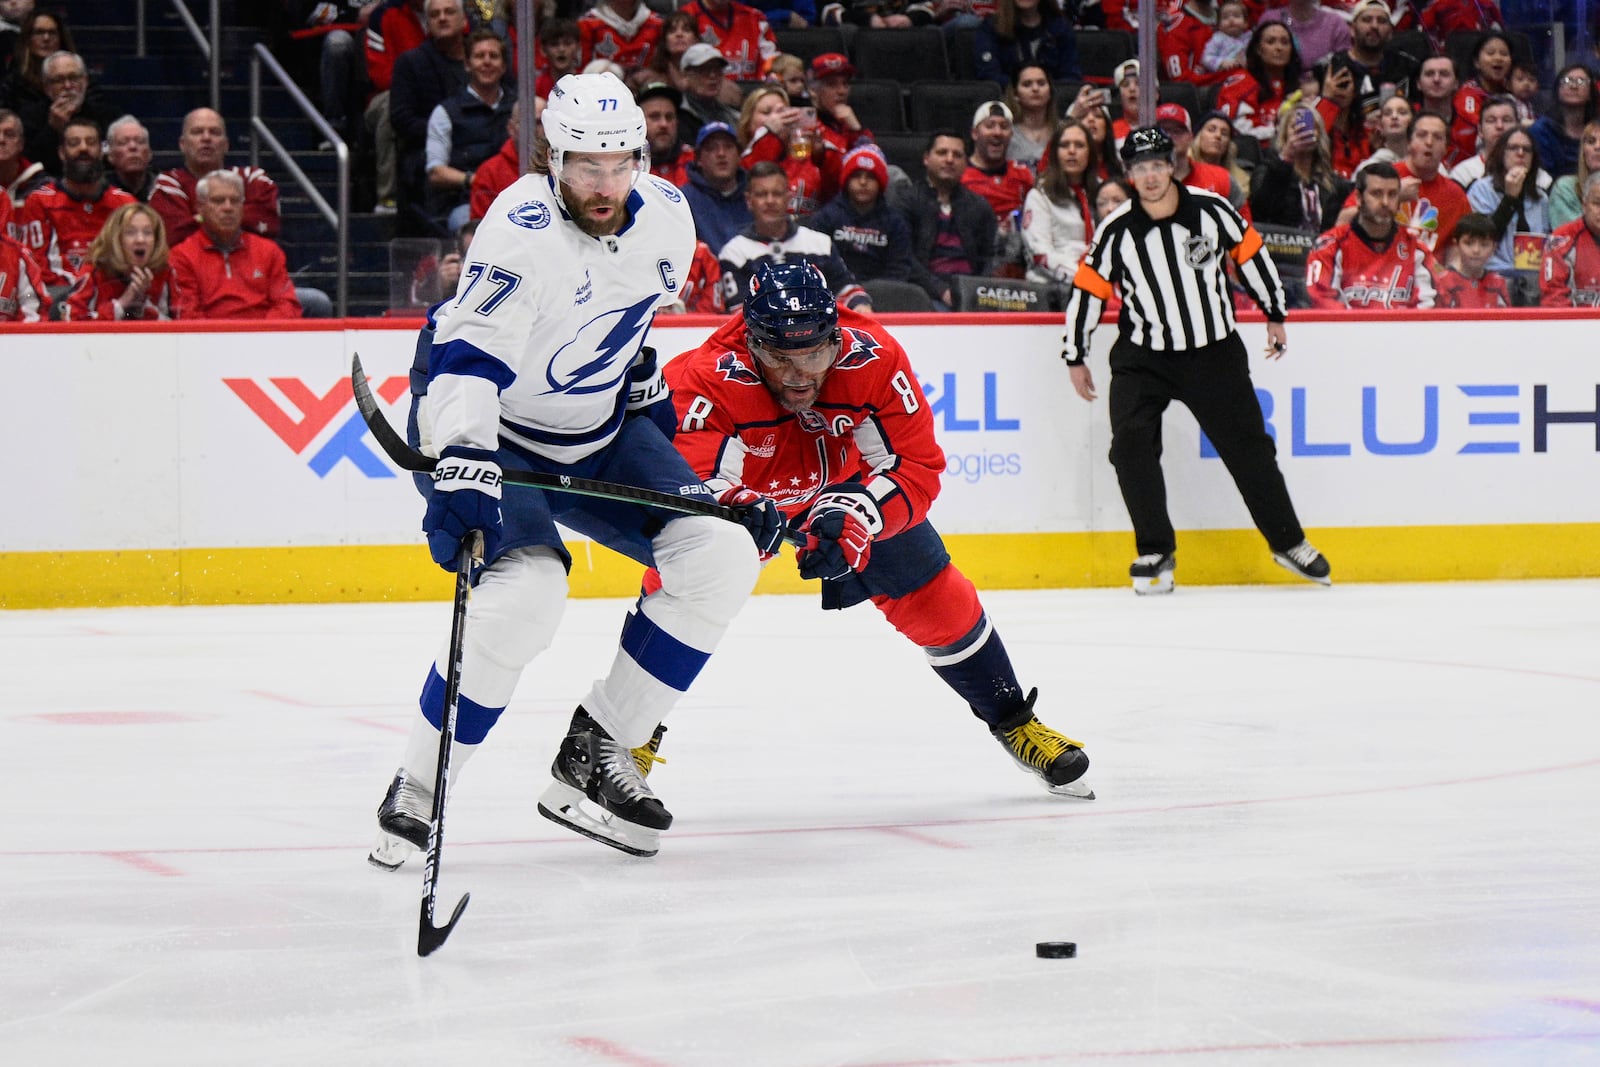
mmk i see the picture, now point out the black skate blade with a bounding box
[417,892,470,957]
[538,802,660,858]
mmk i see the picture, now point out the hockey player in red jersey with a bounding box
[664,262,1094,798]
[1307,161,1438,308]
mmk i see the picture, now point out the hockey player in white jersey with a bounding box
[368,73,775,862]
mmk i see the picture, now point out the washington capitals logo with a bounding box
[715,350,764,385]
[834,327,883,370]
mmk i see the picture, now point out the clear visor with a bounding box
[750,337,838,374]
[553,149,647,196]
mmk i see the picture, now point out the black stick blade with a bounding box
[417,892,471,957]
[351,353,434,474]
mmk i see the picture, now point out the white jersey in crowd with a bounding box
[420,171,696,464]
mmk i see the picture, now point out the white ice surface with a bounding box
[3,580,1600,1066]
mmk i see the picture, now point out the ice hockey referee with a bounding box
[1060,125,1331,595]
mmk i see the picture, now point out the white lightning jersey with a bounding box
[421,171,696,463]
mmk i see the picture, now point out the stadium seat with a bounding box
[1387,29,1429,60]
[1074,30,1135,83]
[908,80,1001,134]
[874,131,929,185]
[773,27,847,64]
[851,28,950,84]
[847,79,907,133]
[947,27,983,81]
[863,278,935,311]
[1158,80,1202,124]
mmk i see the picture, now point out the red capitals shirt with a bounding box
[470,138,521,220]
[1540,219,1600,308]
[1306,221,1439,308]
[169,229,302,320]
[579,5,664,71]
[1340,162,1470,254]
[0,233,50,321]
[60,264,177,320]
[961,160,1036,218]
[151,166,281,247]
[743,126,839,216]
[16,180,138,289]
[675,240,725,314]
[665,306,946,538]
[680,0,777,79]
[365,1,427,92]
[651,144,696,189]
[1160,6,1227,87]
[1434,266,1510,309]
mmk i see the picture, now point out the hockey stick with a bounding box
[417,531,479,957]
[351,354,804,547]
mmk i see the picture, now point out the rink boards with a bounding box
[2,311,1598,607]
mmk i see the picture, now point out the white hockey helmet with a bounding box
[541,72,648,192]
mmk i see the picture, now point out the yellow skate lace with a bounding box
[1002,718,1085,771]
[631,737,667,778]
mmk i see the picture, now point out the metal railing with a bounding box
[249,44,349,318]
[134,0,220,112]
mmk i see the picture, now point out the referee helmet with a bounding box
[1120,126,1175,166]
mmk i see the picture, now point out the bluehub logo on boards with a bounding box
[921,371,1024,484]
[1202,385,1600,458]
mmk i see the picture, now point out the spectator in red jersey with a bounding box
[170,170,301,320]
[1530,65,1599,180]
[1021,117,1097,290]
[1306,161,1438,307]
[1255,0,1349,67]
[1461,31,1514,103]
[662,239,726,313]
[629,9,699,95]
[738,82,834,215]
[638,82,692,184]
[60,202,176,320]
[105,116,157,202]
[680,0,779,82]
[364,0,427,213]
[17,116,135,292]
[1337,111,1471,256]
[0,106,48,209]
[0,228,49,321]
[1310,55,1371,178]
[1216,20,1303,147]
[1191,109,1251,195]
[1540,172,1600,307]
[1415,54,1479,169]
[1433,211,1511,307]
[1250,101,1350,232]
[1157,101,1242,206]
[974,0,1081,87]
[962,99,1035,277]
[1448,95,1520,188]
[887,128,998,308]
[807,52,874,156]
[533,17,581,98]
[1419,0,1502,57]
[1004,64,1057,169]
[151,108,281,247]
[579,0,664,79]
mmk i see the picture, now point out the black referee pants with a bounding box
[1107,333,1305,559]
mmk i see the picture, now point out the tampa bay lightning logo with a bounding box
[547,295,659,395]
[834,327,883,370]
[649,176,683,204]
[715,350,764,385]
[508,200,551,230]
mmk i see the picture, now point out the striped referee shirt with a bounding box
[1061,184,1287,364]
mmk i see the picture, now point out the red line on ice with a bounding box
[566,1037,674,1066]
[105,852,184,877]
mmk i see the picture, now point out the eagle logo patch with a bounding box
[715,350,764,386]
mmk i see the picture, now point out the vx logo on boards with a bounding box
[225,375,410,477]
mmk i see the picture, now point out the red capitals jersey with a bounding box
[579,6,664,71]
[151,166,281,247]
[1434,266,1510,309]
[16,180,138,289]
[1339,162,1470,254]
[1540,219,1600,308]
[470,138,521,220]
[60,265,177,320]
[0,233,51,321]
[676,240,725,314]
[961,160,1035,218]
[651,144,696,189]
[665,306,945,537]
[1215,71,1289,146]
[743,126,839,216]
[365,1,427,92]
[1306,222,1439,308]
[1160,7,1227,87]
[1421,0,1502,52]
[1444,89,1483,169]
[1181,159,1233,200]
[0,193,12,241]
[680,0,778,79]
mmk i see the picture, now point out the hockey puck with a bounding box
[1036,941,1077,959]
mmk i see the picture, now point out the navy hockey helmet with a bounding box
[1120,125,1175,166]
[743,262,839,351]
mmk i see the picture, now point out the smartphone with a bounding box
[1292,108,1316,139]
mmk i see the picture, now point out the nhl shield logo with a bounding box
[1183,236,1216,269]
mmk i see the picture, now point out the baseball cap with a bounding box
[810,52,855,79]
[1155,102,1192,132]
[681,43,728,71]
[1350,0,1393,17]
[1120,125,1175,165]
[1113,59,1139,85]
[694,121,738,151]
[971,100,1013,129]
[636,81,683,108]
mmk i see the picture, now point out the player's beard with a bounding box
[765,369,826,412]
[569,189,631,237]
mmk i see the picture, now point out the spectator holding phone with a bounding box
[1251,102,1350,233]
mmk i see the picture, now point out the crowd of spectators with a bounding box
[3,0,1600,320]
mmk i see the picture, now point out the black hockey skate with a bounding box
[1272,540,1332,585]
[537,707,672,857]
[367,767,433,871]
[991,690,1094,799]
[1130,552,1175,595]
